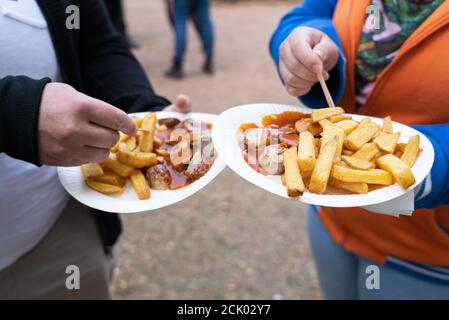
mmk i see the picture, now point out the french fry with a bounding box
[348,141,378,161]
[283,147,305,197]
[110,132,129,153]
[342,149,354,156]
[86,178,123,195]
[95,171,126,187]
[140,112,157,152]
[314,138,321,156]
[329,115,353,123]
[131,116,143,128]
[359,118,371,125]
[154,137,163,149]
[311,107,345,123]
[328,177,368,194]
[124,136,137,151]
[382,116,393,133]
[301,169,313,180]
[373,132,400,153]
[376,154,415,189]
[344,122,379,151]
[319,119,332,128]
[396,142,422,154]
[102,154,134,177]
[321,125,345,162]
[309,136,338,194]
[372,125,382,139]
[307,122,323,136]
[81,163,104,179]
[297,131,316,172]
[129,170,151,200]
[372,150,388,163]
[394,151,403,158]
[334,119,359,135]
[401,135,420,167]
[395,143,407,153]
[295,118,313,133]
[117,145,158,168]
[331,164,393,185]
[341,155,375,170]
[155,148,170,157]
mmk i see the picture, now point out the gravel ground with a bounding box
[112,0,320,300]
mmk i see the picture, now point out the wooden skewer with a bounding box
[317,72,336,108]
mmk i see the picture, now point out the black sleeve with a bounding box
[0,76,50,166]
[78,0,171,113]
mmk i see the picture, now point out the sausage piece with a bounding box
[146,164,171,190]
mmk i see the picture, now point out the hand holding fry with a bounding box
[38,83,136,166]
[279,26,339,97]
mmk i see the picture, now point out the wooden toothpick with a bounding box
[317,72,336,108]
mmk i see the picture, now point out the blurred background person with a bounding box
[104,0,139,48]
[165,0,215,79]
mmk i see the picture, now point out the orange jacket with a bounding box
[318,0,449,265]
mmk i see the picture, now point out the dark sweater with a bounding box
[0,0,171,250]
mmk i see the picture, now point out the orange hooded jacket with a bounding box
[318,0,449,265]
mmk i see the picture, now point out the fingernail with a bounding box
[324,71,330,80]
[130,121,137,134]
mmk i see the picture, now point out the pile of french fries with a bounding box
[271,107,420,197]
[80,113,163,200]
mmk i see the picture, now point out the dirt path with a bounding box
[113,0,320,300]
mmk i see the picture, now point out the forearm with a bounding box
[0,76,50,166]
[269,0,346,108]
[413,124,449,208]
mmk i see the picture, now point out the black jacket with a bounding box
[0,0,171,250]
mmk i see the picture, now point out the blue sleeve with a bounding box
[412,124,449,209]
[269,0,346,109]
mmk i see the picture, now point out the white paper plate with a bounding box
[58,112,226,213]
[211,104,435,208]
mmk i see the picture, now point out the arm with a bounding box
[413,124,449,208]
[0,76,50,165]
[269,0,346,108]
[78,0,171,113]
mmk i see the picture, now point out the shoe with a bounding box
[203,57,214,75]
[165,62,184,79]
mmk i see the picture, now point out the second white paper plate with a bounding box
[211,104,434,208]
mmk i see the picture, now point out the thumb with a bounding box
[312,36,338,72]
[174,95,192,113]
[86,98,136,136]
[113,109,137,136]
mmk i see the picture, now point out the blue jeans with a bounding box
[307,206,449,299]
[173,0,214,63]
